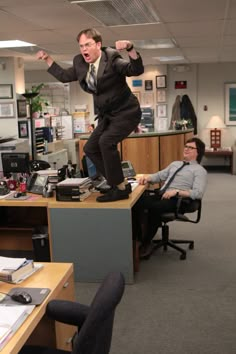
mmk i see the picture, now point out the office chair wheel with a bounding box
[180,253,186,260]
[189,242,194,250]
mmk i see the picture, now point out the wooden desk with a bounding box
[79,129,194,174]
[49,184,146,283]
[0,185,146,284]
[204,149,233,173]
[1,262,76,354]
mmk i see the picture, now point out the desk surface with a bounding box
[0,262,74,354]
[0,184,146,209]
[205,150,232,156]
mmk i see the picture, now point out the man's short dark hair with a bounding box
[76,28,102,44]
[186,137,205,163]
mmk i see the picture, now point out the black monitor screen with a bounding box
[1,152,30,175]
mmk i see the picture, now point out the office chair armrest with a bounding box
[175,197,202,223]
[46,300,90,327]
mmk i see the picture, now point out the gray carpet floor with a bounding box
[75,172,236,354]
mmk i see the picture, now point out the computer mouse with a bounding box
[11,291,32,304]
[13,192,22,198]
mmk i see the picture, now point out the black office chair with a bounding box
[152,198,202,260]
[19,271,125,354]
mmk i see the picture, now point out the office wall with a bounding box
[168,62,236,147]
[0,57,25,137]
[2,61,236,147]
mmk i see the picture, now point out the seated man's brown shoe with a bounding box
[96,186,129,202]
[140,242,156,260]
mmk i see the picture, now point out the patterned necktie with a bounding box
[87,64,97,92]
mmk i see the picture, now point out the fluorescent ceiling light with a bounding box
[154,56,185,62]
[68,0,160,26]
[0,40,36,48]
[133,39,175,49]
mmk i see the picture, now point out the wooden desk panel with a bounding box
[49,185,146,283]
[1,262,75,354]
[160,134,185,169]
[122,136,159,174]
[184,131,194,143]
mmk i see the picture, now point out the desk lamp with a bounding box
[206,115,226,150]
[22,92,39,161]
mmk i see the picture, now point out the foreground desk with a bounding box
[0,185,145,284]
[1,262,75,354]
[49,185,146,284]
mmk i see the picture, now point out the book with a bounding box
[0,260,34,283]
[0,305,35,350]
[0,256,27,270]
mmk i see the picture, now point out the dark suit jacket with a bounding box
[48,47,144,115]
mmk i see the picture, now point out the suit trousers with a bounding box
[84,96,141,186]
[132,192,178,245]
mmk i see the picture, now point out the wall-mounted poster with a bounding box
[175,81,187,89]
[132,79,142,87]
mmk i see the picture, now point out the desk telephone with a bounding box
[0,180,10,195]
[121,161,136,178]
[27,173,48,194]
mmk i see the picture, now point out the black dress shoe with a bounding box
[99,183,132,195]
[96,187,129,202]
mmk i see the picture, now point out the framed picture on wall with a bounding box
[0,84,13,99]
[156,75,167,89]
[144,80,153,91]
[132,91,141,103]
[225,83,236,125]
[141,92,154,106]
[18,120,29,138]
[0,102,14,118]
[156,89,166,102]
[156,104,167,118]
[17,99,27,118]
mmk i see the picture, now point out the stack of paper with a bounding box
[0,257,43,284]
[0,305,35,350]
[0,257,27,271]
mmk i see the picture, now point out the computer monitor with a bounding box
[1,152,30,176]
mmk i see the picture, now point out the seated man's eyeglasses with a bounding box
[184,145,197,150]
[79,41,96,50]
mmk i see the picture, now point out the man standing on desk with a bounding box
[36,28,144,202]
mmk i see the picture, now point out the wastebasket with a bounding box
[32,225,50,261]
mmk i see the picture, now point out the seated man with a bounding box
[132,137,207,258]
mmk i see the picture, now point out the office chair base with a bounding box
[153,239,194,260]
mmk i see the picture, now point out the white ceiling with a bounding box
[1,0,236,70]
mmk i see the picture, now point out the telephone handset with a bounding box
[0,180,10,196]
[26,173,48,195]
[121,160,136,178]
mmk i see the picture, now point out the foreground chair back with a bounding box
[19,271,125,354]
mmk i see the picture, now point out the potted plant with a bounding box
[24,83,49,117]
